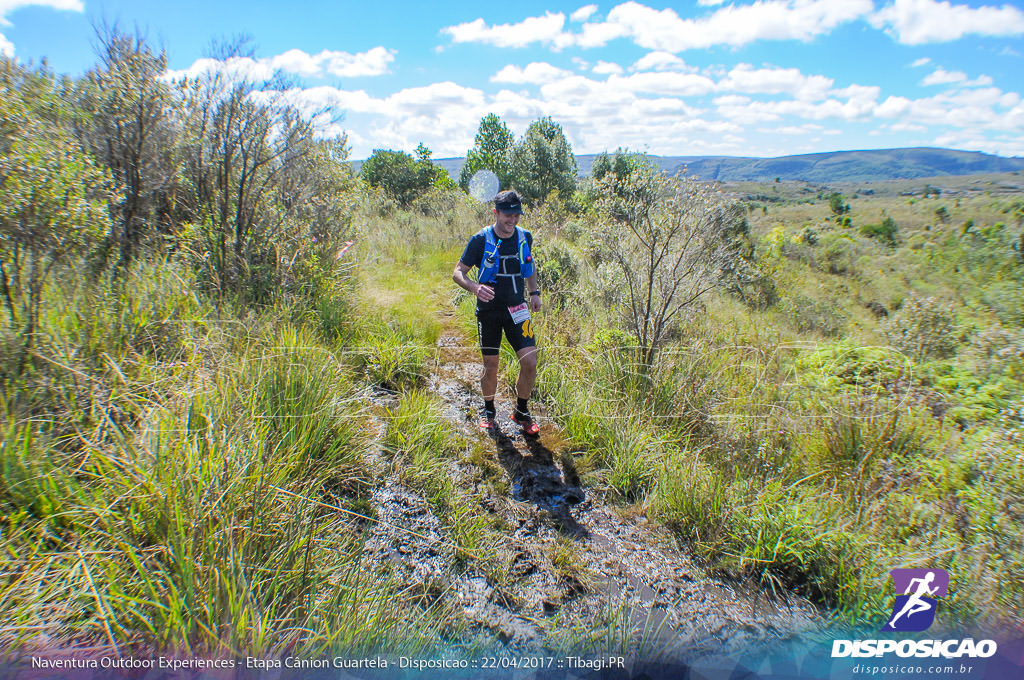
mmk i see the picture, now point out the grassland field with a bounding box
[1,170,1022,658]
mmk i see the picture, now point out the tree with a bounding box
[176,39,326,302]
[76,25,177,268]
[272,135,358,300]
[590,148,650,202]
[510,116,577,204]
[360,145,449,206]
[414,143,455,191]
[592,155,743,367]
[0,59,113,360]
[458,113,514,191]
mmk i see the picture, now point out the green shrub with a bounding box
[534,238,581,308]
[780,293,848,337]
[818,233,857,275]
[860,216,899,247]
[980,281,1024,326]
[885,295,959,361]
[383,389,458,483]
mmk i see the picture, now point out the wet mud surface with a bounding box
[361,331,826,661]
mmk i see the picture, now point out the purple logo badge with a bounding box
[882,568,949,632]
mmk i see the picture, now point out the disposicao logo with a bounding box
[831,567,998,659]
[882,568,949,632]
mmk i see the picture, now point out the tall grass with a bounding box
[0,256,457,654]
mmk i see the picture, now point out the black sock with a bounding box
[484,400,495,416]
[516,397,529,415]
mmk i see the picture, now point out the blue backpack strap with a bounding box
[517,227,534,279]
[478,225,501,284]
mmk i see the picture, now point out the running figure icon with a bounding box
[887,572,938,628]
[882,568,949,632]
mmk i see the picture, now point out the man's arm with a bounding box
[526,273,541,312]
[453,262,495,302]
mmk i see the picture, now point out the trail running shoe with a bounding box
[478,410,497,430]
[511,410,540,437]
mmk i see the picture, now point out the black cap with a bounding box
[494,190,523,214]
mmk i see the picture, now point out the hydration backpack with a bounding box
[477,225,534,285]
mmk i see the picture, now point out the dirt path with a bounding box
[361,315,826,663]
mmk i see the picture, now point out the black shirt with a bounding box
[460,226,534,311]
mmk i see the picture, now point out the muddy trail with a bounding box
[360,317,827,666]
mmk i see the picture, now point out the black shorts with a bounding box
[476,306,537,356]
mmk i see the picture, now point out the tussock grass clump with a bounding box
[537,328,724,501]
[358,325,430,391]
[549,536,598,592]
[539,352,668,501]
[383,390,457,478]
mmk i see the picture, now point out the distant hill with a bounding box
[429,148,1024,184]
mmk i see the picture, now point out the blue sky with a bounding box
[2,0,1023,159]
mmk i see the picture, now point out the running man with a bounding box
[452,190,541,435]
[887,571,939,628]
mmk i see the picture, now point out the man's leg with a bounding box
[512,345,540,435]
[477,308,502,427]
[515,346,537,401]
[481,354,500,403]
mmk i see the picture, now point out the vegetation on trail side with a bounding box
[2,33,1022,658]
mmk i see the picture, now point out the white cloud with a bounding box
[922,68,966,85]
[321,46,395,77]
[387,81,486,112]
[922,67,996,87]
[761,123,827,135]
[212,30,1024,161]
[719,64,834,100]
[612,71,718,97]
[570,4,598,21]
[911,57,931,67]
[441,0,874,52]
[697,0,727,5]
[714,84,882,124]
[164,56,275,84]
[492,62,572,84]
[571,19,629,48]
[632,51,689,72]
[441,12,568,49]
[269,46,395,78]
[871,0,1024,44]
[714,95,780,124]
[589,0,874,51]
[165,47,395,83]
[876,95,912,117]
[889,122,927,132]
[933,131,1024,156]
[0,0,82,23]
[832,84,882,101]
[0,0,82,56]
[593,60,625,75]
[870,85,1024,136]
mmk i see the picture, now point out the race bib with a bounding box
[508,303,531,325]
